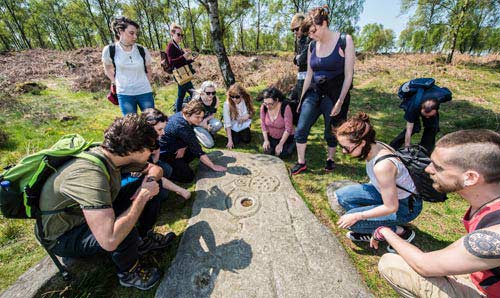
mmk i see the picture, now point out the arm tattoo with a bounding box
[464,230,500,259]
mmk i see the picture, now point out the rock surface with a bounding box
[326,180,359,216]
[155,151,372,298]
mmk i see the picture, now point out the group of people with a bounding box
[35,6,499,297]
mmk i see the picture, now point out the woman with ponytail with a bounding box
[333,112,423,251]
[102,17,154,115]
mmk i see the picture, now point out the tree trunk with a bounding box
[83,0,110,45]
[198,0,236,87]
[97,0,114,43]
[2,0,32,49]
[446,0,469,64]
[421,1,437,53]
[256,0,261,50]
[187,0,199,52]
[239,15,245,51]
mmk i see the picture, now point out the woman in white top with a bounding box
[223,83,254,149]
[333,112,423,250]
[192,81,223,148]
[102,17,154,115]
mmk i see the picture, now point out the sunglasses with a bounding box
[291,27,299,33]
[176,33,184,37]
[230,95,241,99]
[146,115,167,125]
[339,142,362,154]
[205,91,216,96]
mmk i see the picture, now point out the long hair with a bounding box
[334,112,376,160]
[226,83,254,120]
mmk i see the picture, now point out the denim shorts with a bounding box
[117,92,154,115]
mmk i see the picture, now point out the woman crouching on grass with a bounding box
[333,112,422,251]
[260,87,295,158]
[223,83,254,149]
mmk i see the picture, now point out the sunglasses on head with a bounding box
[230,95,241,99]
[146,115,167,125]
[205,91,216,96]
[339,142,362,154]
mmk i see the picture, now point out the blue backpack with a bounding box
[398,78,452,112]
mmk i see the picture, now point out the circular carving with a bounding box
[226,194,261,218]
[250,176,280,193]
[240,198,254,207]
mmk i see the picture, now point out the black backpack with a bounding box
[375,144,448,203]
[109,44,147,74]
[398,78,452,112]
[263,101,299,126]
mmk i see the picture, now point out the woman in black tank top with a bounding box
[290,6,355,175]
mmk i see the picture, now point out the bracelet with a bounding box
[373,226,389,241]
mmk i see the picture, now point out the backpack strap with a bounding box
[374,154,418,196]
[109,44,116,77]
[137,45,148,74]
[280,101,288,119]
[339,32,347,52]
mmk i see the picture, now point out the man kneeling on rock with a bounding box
[372,129,500,298]
[37,114,175,290]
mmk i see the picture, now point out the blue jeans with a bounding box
[335,183,423,234]
[117,92,155,115]
[176,81,194,112]
[294,90,336,147]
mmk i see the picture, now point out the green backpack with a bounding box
[0,134,109,219]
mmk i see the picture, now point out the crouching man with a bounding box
[38,114,174,290]
[373,129,500,297]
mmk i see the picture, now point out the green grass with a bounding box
[0,58,499,297]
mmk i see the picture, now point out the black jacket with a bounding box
[293,35,310,73]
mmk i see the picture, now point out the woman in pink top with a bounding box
[260,87,295,158]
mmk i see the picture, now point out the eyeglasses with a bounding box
[339,142,362,154]
[176,33,184,37]
[230,95,241,99]
[291,27,299,33]
[205,91,216,96]
[146,115,167,125]
[263,101,275,106]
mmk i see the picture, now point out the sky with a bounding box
[357,0,411,38]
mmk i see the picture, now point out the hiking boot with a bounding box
[346,231,372,242]
[138,231,176,255]
[117,262,160,291]
[387,226,416,253]
[291,162,307,175]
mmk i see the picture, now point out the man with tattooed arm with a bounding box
[372,129,500,298]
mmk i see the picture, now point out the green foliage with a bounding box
[359,23,395,53]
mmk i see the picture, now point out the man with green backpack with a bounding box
[0,114,173,290]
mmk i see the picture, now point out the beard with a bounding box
[431,177,464,193]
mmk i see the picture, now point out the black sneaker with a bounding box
[291,162,307,175]
[387,226,415,253]
[138,231,176,255]
[324,159,335,172]
[346,231,372,242]
[117,262,160,290]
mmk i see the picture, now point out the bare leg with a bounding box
[327,146,336,161]
[297,143,307,164]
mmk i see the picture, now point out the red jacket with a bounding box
[165,40,193,69]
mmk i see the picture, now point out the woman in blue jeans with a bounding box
[333,112,423,250]
[291,6,355,175]
[102,17,155,115]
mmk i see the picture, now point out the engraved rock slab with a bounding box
[155,151,372,298]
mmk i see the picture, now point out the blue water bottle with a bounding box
[1,180,11,192]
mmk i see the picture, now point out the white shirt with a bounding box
[102,43,152,96]
[223,100,252,132]
[366,153,417,199]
